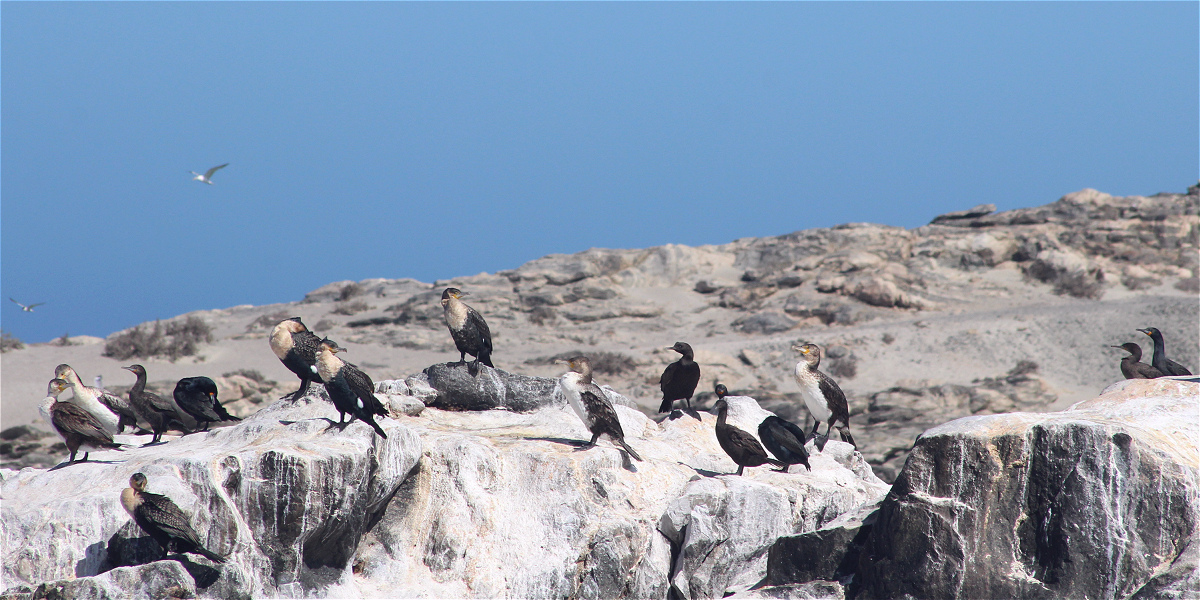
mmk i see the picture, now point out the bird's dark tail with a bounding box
[837,426,857,449]
[480,353,494,368]
[215,404,242,422]
[617,438,643,462]
[195,546,227,564]
[363,415,388,439]
[768,458,787,469]
[658,398,674,414]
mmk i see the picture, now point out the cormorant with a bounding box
[716,384,813,473]
[173,376,240,432]
[314,338,388,438]
[1137,328,1193,376]
[270,317,326,401]
[123,365,189,444]
[120,473,226,563]
[713,397,784,475]
[792,343,856,451]
[555,356,642,462]
[38,378,122,464]
[55,364,138,434]
[658,342,701,414]
[441,288,494,370]
[1111,343,1165,380]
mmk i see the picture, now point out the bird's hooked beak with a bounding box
[1136,329,1151,336]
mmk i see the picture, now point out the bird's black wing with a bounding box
[817,373,850,425]
[97,390,138,420]
[582,384,624,439]
[718,423,773,465]
[464,308,492,355]
[343,361,387,417]
[51,402,114,444]
[1131,362,1165,379]
[1164,359,1193,377]
[659,360,680,391]
[760,416,807,456]
[141,390,181,415]
[137,492,205,548]
[290,330,325,383]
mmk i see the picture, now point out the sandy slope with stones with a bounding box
[3,185,1196,481]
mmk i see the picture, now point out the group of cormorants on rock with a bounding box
[28,280,1196,569]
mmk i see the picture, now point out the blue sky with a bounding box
[2,2,1196,343]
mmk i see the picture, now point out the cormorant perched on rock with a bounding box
[314,339,388,438]
[55,364,138,435]
[173,376,240,432]
[555,356,642,462]
[38,378,122,464]
[122,365,187,444]
[658,342,701,415]
[1112,343,1165,380]
[713,397,784,475]
[713,384,812,473]
[120,473,226,563]
[270,317,326,401]
[1137,328,1193,376]
[792,343,856,451]
[441,288,494,370]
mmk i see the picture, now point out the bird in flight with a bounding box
[10,298,44,312]
[190,163,229,185]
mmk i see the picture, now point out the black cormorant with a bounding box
[173,376,240,432]
[314,339,388,438]
[792,343,856,451]
[122,365,189,444]
[1137,328,1193,376]
[714,384,813,473]
[270,317,326,400]
[1111,343,1165,380]
[38,378,122,464]
[713,397,784,475]
[441,288,494,370]
[555,356,643,462]
[55,364,138,434]
[658,342,701,414]
[120,473,226,563]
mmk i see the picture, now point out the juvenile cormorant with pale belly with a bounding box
[713,396,784,475]
[792,343,856,451]
[441,288,494,370]
[658,342,701,414]
[1111,343,1164,380]
[556,356,642,462]
[173,376,240,431]
[39,378,122,464]
[1137,327,1193,376]
[314,338,388,438]
[55,364,138,434]
[270,317,326,400]
[120,472,226,563]
[123,365,188,444]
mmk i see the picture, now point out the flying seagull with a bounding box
[190,163,228,185]
[10,298,44,312]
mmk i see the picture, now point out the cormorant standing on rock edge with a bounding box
[39,378,122,464]
[792,343,856,451]
[120,473,226,563]
[123,365,188,445]
[1112,343,1165,380]
[314,338,388,438]
[556,356,643,462]
[441,288,494,371]
[713,396,784,475]
[270,317,326,401]
[658,342,701,415]
[1137,328,1193,376]
[710,384,812,473]
[55,364,139,435]
[173,376,241,432]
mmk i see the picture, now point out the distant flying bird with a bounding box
[190,163,228,184]
[10,298,44,312]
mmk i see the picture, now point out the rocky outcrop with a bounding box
[1,381,885,599]
[764,378,1200,600]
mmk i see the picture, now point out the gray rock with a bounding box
[731,581,845,599]
[421,363,561,411]
[930,204,997,224]
[732,313,797,335]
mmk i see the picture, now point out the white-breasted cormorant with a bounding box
[270,317,326,401]
[123,365,189,444]
[555,356,643,462]
[792,343,856,451]
[314,339,388,438]
[715,384,812,473]
[658,342,701,414]
[173,376,240,431]
[441,288,494,370]
[120,473,226,563]
[1111,343,1165,380]
[713,397,784,475]
[55,364,138,434]
[1137,328,1193,376]
[38,378,122,464]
